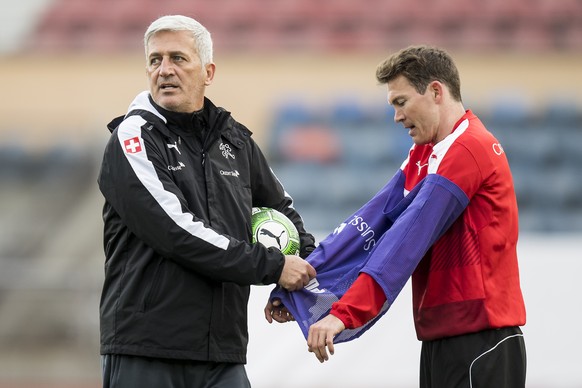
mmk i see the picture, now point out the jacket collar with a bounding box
[109,91,251,150]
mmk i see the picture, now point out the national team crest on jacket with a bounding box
[124,137,142,154]
[219,143,235,159]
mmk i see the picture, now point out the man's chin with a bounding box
[412,137,427,146]
[155,95,182,112]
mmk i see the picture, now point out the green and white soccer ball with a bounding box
[251,207,300,255]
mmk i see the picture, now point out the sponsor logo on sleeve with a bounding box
[492,143,504,155]
[347,215,377,251]
[304,277,326,293]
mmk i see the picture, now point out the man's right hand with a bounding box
[278,255,316,291]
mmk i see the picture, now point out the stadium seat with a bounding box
[278,125,342,164]
[270,162,327,205]
[25,0,582,53]
[542,97,582,126]
[485,90,532,125]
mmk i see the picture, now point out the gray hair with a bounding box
[144,15,213,66]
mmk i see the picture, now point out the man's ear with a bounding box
[204,63,216,86]
[430,81,444,101]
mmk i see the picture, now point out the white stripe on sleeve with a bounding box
[118,115,230,250]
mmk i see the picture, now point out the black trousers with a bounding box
[420,326,526,388]
[101,354,251,388]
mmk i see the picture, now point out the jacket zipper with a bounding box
[201,118,213,217]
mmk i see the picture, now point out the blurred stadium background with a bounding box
[0,0,581,387]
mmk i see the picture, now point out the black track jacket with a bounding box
[98,91,315,363]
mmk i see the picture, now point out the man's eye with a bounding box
[150,58,160,66]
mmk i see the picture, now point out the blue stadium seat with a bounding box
[542,97,582,127]
[485,90,532,126]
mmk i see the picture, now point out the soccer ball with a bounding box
[251,207,300,255]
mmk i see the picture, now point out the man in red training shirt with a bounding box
[306,46,526,387]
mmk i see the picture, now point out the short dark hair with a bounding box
[376,45,462,102]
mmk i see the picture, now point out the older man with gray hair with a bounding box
[98,15,316,387]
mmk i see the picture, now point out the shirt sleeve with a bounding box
[330,273,387,329]
[329,174,469,330]
[362,174,470,305]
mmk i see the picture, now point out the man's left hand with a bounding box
[307,314,345,363]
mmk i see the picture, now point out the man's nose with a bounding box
[394,108,404,123]
[159,58,174,76]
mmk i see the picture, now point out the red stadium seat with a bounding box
[25,0,582,53]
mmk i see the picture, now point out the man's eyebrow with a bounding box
[148,50,189,58]
[168,50,189,56]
